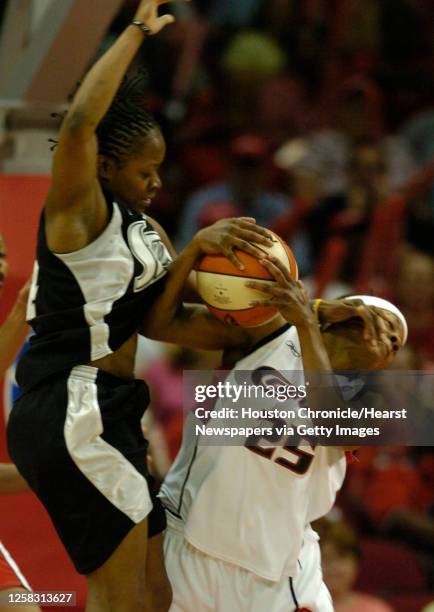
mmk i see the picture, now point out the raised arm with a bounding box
[247,259,358,450]
[46,0,178,254]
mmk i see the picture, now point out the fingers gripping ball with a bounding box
[195,231,298,327]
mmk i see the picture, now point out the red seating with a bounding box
[356,539,428,595]
[386,593,434,612]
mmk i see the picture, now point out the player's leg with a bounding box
[164,520,219,611]
[8,368,164,612]
[164,514,295,612]
[290,527,334,612]
[145,533,172,612]
[85,518,148,612]
[0,543,41,612]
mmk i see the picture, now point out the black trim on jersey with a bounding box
[177,440,198,516]
[16,199,171,394]
[164,505,183,521]
[247,323,291,356]
[289,577,300,610]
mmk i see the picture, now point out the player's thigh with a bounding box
[86,517,148,606]
[292,530,333,612]
[146,533,172,612]
[164,527,296,612]
[164,527,215,611]
[0,588,41,612]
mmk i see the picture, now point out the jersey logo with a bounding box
[127,222,172,292]
[286,340,301,358]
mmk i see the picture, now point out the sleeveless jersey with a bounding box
[160,324,346,581]
[16,199,172,393]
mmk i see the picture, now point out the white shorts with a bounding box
[164,514,333,612]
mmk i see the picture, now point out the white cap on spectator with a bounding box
[349,295,408,345]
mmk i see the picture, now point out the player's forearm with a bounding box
[152,304,248,349]
[0,464,29,494]
[0,310,28,378]
[63,26,145,134]
[296,320,332,371]
[142,241,247,348]
[296,321,343,433]
[143,241,202,336]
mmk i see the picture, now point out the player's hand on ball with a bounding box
[134,0,189,35]
[192,217,274,270]
[246,257,313,327]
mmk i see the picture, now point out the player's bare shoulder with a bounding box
[44,179,109,254]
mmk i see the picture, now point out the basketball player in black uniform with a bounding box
[6,2,276,611]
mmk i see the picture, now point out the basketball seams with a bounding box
[197,270,277,282]
[196,231,298,327]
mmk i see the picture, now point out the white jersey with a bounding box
[160,324,346,582]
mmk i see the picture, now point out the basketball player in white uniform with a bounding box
[159,256,407,612]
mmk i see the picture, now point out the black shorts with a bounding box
[7,365,166,575]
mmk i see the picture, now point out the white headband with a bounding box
[349,295,408,345]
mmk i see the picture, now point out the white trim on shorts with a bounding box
[0,541,31,591]
[63,365,152,524]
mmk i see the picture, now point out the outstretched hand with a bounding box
[134,0,189,34]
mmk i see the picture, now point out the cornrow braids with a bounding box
[96,68,158,164]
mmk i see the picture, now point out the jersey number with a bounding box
[245,426,315,476]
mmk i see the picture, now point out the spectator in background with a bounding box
[394,247,434,365]
[218,31,286,130]
[298,140,388,297]
[318,519,393,612]
[176,133,311,273]
[307,139,387,263]
[277,76,416,203]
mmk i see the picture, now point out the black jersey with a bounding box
[16,199,172,393]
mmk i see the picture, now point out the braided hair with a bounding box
[49,70,158,159]
[96,69,158,164]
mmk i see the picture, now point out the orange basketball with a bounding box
[195,231,298,328]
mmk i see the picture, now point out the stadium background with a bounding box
[0,1,433,610]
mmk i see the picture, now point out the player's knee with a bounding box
[86,582,147,612]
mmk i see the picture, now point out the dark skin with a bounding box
[39,1,276,610]
[244,257,405,451]
[246,256,404,370]
[98,128,165,214]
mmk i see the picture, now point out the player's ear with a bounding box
[98,155,116,181]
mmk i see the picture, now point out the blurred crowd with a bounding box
[99,1,434,609]
[106,0,434,356]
